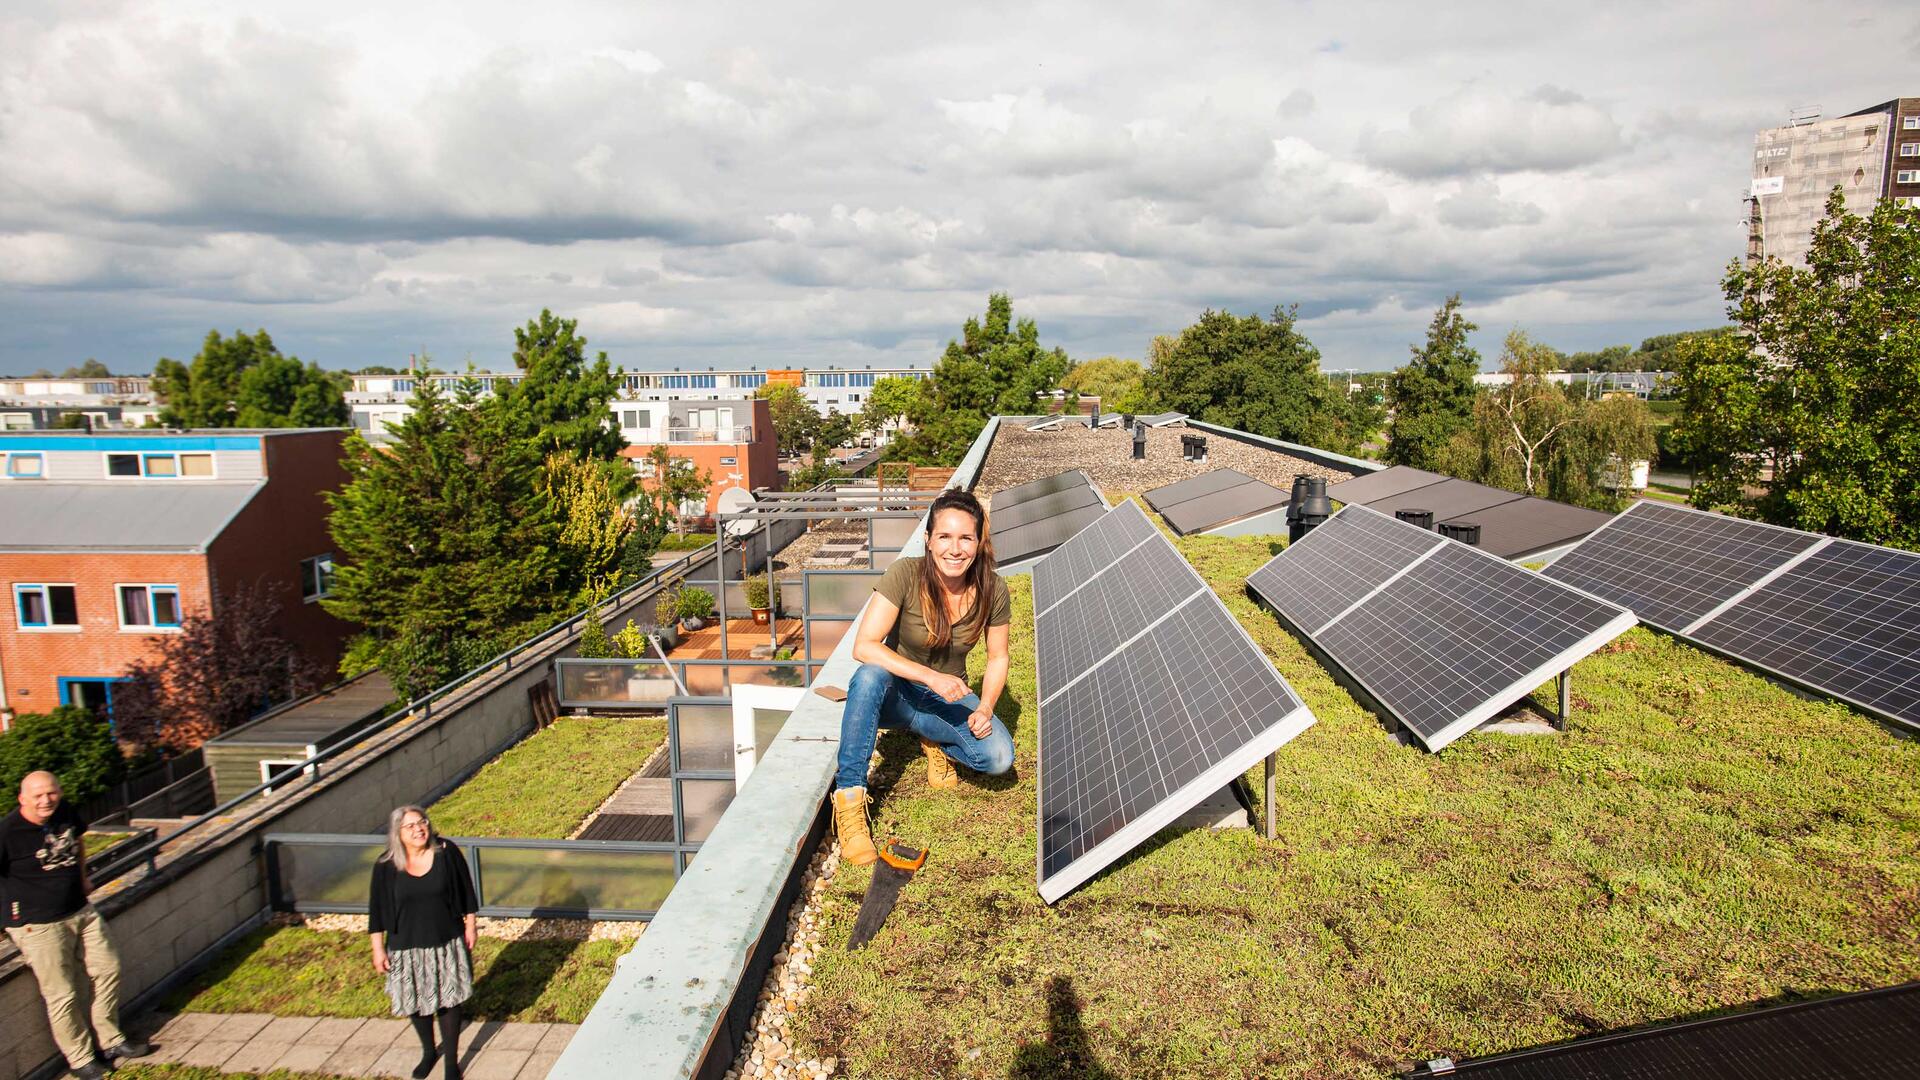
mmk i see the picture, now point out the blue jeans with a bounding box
[835,663,1015,791]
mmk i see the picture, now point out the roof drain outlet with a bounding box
[1286,474,1310,543]
[1438,521,1481,546]
[1394,509,1434,530]
[1297,477,1333,537]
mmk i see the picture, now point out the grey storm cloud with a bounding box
[0,0,1915,373]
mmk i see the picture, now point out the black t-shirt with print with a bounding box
[0,804,89,927]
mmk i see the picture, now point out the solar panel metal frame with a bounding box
[1548,501,1920,733]
[1408,981,1920,1079]
[1141,468,1260,513]
[1327,465,1449,506]
[988,485,1103,532]
[1139,412,1189,427]
[1033,500,1314,903]
[992,502,1111,567]
[1248,505,1636,752]
[1156,479,1292,536]
[989,469,1093,512]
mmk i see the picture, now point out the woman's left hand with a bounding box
[967,708,992,739]
[464,926,477,951]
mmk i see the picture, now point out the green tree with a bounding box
[886,294,1071,465]
[1671,191,1920,546]
[1142,305,1340,447]
[547,453,635,607]
[860,376,930,437]
[814,411,857,453]
[0,707,127,806]
[641,445,713,534]
[1557,395,1657,508]
[151,330,347,428]
[324,377,567,698]
[499,311,625,463]
[356,365,401,375]
[62,359,112,378]
[756,383,820,458]
[1061,357,1146,411]
[1387,295,1482,469]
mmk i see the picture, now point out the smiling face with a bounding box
[927,507,982,583]
[399,811,431,851]
[18,771,62,824]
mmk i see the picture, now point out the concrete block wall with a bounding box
[0,583,652,1080]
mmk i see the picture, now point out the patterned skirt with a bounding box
[385,937,474,1016]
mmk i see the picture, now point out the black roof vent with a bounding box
[1395,509,1434,530]
[1438,521,1481,546]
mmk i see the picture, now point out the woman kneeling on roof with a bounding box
[834,489,1015,864]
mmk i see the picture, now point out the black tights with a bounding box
[408,1006,463,1078]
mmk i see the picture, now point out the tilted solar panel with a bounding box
[1409,981,1920,1079]
[1029,499,1156,614]
[1157,479,1291,537]
[1540,501,1819,631]
[1445,497,1614,561]
[1326,465,1448,505]
[1690,539,1920,730]
[1033,500,1315,902]
[992,503,1110,567]
[989,469,1093,512]
[989,485,1102,532]
[1362,478,1524,523]
[1142,468,1259,512]
[1247,505,1635,752]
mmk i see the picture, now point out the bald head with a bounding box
[18,771,61,824]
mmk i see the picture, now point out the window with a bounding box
[300,555,335,601]
[720,456,737,466]
[107,453,140,476]
[15,584,78,629]
[59,678,127,717]
[1899,170,1920,184]
[734,373,766,389]
[1903,143,1920,157]
[661,375,690,389]
[105,451,214,478]
[180,453,213,476]
[848,372,876,388]
[1906,117,1920,130]
[144,453,177,477]
[619,409,651,429]
[118,585,182,629]
[689,375,717,388]
[6,453,43,478]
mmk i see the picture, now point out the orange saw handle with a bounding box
[878,840,927,872]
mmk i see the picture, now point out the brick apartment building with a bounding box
[617,397,779,514]
[0,429,352,729]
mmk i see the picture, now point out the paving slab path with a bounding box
[136,1011,575,1079]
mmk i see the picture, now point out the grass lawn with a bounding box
[658,533,718,551]
[428,715,665,838]
[84,830,137,857]
[159,925,625,1025]
[792,531,1920,1079]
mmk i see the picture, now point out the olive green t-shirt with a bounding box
[875,557,1012,678]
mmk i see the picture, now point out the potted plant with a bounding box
[653,588,681,650]
[744,577,773,625]
[677,586,715,632]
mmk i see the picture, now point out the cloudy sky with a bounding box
[2,1,1915,375]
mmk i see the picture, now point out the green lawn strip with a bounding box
[84,830,136,857]
[158,925,626,1024]
[792,533,1920,1080]
[428,715,665,838]
[658,533,718,551]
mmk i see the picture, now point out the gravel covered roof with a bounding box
[974,423,1362,504]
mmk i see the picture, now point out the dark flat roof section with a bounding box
[1407,982,1920,1079]
[1363,478,1525,522]
[1329,465,1610,560]
[1448,498,1615,561]
[1327,465,1449,505]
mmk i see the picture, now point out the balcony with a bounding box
[626,424,756,444]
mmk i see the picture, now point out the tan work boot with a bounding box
[921,738,959,789]
[833,786,878,866]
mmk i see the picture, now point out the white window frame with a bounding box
[260,751,318,796]
[1906,117,1920,131]
[5,452,44,479]
[1898,170,1920,184]
[0,413,32,431]
[116,583,182,631]
[1902,143,1920,157]
[14,583,80,631]
[300,554,336,602]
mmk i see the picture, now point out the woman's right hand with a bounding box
[372,948,390,974]
[923,672,969,704]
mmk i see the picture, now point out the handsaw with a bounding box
[846,840,927,950]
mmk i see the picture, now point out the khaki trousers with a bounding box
[5,904,128,1068]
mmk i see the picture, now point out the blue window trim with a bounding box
[0,435,258,452]
[15,583,48,627]
[5,452,44,477]
[118,584,182,628]
[58,677,133,721]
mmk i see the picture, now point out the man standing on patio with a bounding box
[2,771,151,1079]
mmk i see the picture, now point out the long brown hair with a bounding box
[919,489,996,649]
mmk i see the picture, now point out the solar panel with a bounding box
[1142,468,1259,511]
[1157,481,1291,536]
[1034,501,1314,902]
[1541,501,1822,633]
[990,469,1093,512]
[1327,465,1448,505]
[1444,497,1614,561]
[1410,982,1920,1079]
[992,503,1110,567]
[1030,500,1157,614]
[1248,505,1635,752]
[1139,412,1189,427]
[1689,539,1920,730]
[1362,478,1525,523]
[989,485,1102,532]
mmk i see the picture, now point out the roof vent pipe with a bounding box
[1286,475,1309,542]
[1438,521,1481,546]
[1131,422,1147,460]
[1298,477,1333,536]
[1395,509,1434,530]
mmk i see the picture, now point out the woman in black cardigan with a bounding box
[369,805,478,1080]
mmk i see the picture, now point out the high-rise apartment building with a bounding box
[1747,97,1920,266]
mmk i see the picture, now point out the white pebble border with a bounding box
[722,837,842,1080]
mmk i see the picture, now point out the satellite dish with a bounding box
[716,486,758,537]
